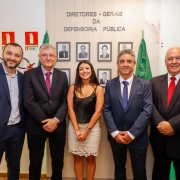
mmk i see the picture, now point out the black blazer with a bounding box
[0,63,26,138]
[79,52,88,58]
[23,66,68,135]
[150,74,180,160]
[59,51,68,58]
[100,53,109,58]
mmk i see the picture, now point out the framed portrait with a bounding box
[58,68,71,85]
[76,42,90,62]
[56,42,70,61]
[97,69,111,87]
[98,42,112,62]
[118,42,133,53]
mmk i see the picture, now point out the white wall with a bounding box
[160,0,180,74]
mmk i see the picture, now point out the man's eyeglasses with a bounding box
[40,54,56,59]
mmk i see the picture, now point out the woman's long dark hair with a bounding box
[74,60,100,94]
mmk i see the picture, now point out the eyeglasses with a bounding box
[40,54,56,59]
[166,57,180,62]
[118,60,134,64]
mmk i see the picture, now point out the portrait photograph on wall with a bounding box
[58,68,71,85]
[56,42,70,61]
[97,69,111,87]
[76,42,90,62]
[118,42,133,53]
[98,42,112,62]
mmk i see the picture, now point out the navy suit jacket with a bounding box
[103,75,152,149]
[23,66,68,135]
[0,63,26,139]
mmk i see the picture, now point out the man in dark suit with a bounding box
[79,45,88,58]
[103,49,152,180]
[100,45,109,58]
[150,47,180,179]
[99,72,108,84]
[59,44,68,58]
[0,43,26,180]
[23,44,68,180]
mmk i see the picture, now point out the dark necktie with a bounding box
[122,81,129,110]
[167,76,176,107]
[45,72,51,94]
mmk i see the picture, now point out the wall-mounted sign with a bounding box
[25,32,38,50]
[2,32,15,45]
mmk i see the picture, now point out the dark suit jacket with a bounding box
[150,74,180,160]
[100,79,108,84]
[100,53,109,58]
[79,52,88,58]
[103,75,152,149]
[23,66,68,135]
[59,51,68,58]
[0,63,26,138]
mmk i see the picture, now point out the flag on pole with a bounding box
[135,30,152,80]
[38,31,49,66]
[170,162,176,180]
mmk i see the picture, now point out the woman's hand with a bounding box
[77,128,90,141]
[75,129,81,139]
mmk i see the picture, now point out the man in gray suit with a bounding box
[103,49,152,180]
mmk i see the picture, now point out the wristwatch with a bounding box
[86,125,92,130]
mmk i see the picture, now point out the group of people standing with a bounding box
[0,42,180,180]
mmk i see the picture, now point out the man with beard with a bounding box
[0,43,26,180]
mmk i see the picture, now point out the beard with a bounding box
[3,58,21,69]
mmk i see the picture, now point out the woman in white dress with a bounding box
[67,60,104,180]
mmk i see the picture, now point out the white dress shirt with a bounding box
[167,73,180,86]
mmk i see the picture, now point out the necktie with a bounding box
[167,76,176,107]
[122,81,129,110]
[45,72,51,94]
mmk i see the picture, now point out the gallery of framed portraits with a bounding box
[3,0,176,179]
[45,0,160,178]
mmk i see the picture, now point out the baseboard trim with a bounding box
[0,173,115,180]
[0,172,47,178]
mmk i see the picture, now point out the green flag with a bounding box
[170,162,176,180]
[38,31,49,66]
[135,31,152,80]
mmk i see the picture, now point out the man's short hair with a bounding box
[3,42,24,56]
[39,44,56,52]
[117,49,136,62]
[165,46,180,60]
[80,45,86,49]
[102,72,107,75]
[102,45,108,50]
